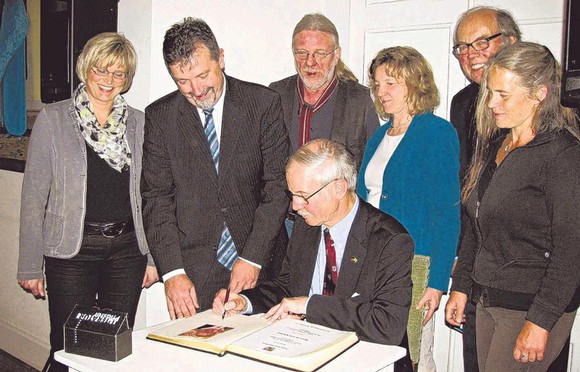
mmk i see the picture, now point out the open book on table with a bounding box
[146,309,359,371]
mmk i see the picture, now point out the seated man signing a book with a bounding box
[213,139,414,349]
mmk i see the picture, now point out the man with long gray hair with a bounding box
[270,13,379,265]
[270,13,378,169]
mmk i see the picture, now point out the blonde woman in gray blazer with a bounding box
[17,33,157,372]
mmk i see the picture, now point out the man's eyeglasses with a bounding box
[285,180,336,205]
[293,47,338,63]
[91,66,128,80]
[452,33,503,56]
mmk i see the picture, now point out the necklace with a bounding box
[503,134,513,154]
[504,131,534,154]
[390,115,413,130]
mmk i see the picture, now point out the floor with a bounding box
[0,349,38,372]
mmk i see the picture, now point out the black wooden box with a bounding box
[64,305,132,361]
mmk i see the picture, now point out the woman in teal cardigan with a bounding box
[357,46,460,369]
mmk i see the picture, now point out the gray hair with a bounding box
[453,6,521,46]
[292,13,358,82]
[162,17,220,68]
[287,139,357,191]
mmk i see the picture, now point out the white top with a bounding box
[365,132,405,208]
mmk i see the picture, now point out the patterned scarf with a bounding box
[296,75,339,147]
[73,83,131,172]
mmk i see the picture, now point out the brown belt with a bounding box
[84,219,134,238]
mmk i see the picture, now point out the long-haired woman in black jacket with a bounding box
[446,42,580,372]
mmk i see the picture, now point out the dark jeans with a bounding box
[463,300,479,372]
[43,231,146,372]
[394,332,414,372]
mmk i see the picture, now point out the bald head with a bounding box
[453,7,521,84]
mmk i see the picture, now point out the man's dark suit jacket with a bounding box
[450,82,479,184]
[141,75,290,310]
[269,75,379,169]
[243,199,414,346]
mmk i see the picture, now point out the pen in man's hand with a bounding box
[222,288,230,320]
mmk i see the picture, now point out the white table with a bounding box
[56,326,406,372]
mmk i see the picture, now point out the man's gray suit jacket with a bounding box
[269,75,379,170]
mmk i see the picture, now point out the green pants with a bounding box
[407,255,430,364]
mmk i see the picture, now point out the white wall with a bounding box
[2,0,577,370]
[0,170,50,370]
[120,0,326,111]
[0,1,329,367]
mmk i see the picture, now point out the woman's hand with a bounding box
[18,278,45,298]
[513,321,549,363]
[416,287,443,325]
[142,265,159,288]
[445,291,467,327]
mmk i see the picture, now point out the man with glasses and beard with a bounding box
[270,14,379,268]
[270,13,378,173]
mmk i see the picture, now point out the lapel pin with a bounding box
[350,257,358,263]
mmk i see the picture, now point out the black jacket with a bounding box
[142,75,290,310]
[243,199,413,346]
[452,129,580,331]
[450,82,479,183]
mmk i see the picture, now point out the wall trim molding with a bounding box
[0,319,50,370]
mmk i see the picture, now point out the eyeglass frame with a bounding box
[452,32,503,56]
[293,47,339,62]
[285,179,337,205]
[91,66,128,80]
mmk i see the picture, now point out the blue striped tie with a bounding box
[203,108,220,172]
[202,109,238,270]
[217,225,239,270]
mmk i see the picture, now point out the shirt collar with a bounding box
[322,196,360,245]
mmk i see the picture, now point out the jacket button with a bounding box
[381,194,388,200]
[212,245,218,251]
[545,252,550,258]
